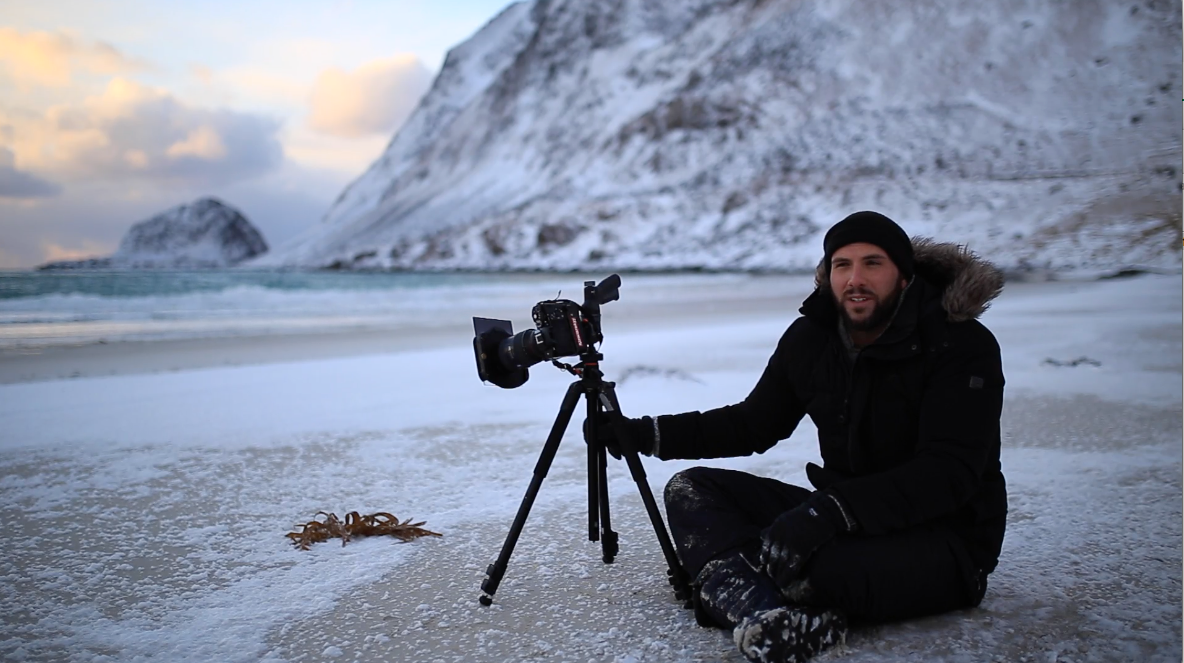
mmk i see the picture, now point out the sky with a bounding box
[0,0,519,269]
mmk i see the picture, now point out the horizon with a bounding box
[0,0,518,269]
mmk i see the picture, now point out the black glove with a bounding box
[582,411,656,459]
[759,490,856,589]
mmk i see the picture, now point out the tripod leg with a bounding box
[586,389,618,562]
[597,381,692,606]
[596,434,618,563]
[479,380,583,606]
[586,396,599,543]
[620,449,692,606]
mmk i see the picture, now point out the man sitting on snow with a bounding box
[590,211,1008,663]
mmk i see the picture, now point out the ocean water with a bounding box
[0,270,587,349]
[0,269,489,300]
[0,269,761,349]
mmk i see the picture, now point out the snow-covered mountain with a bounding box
[40,198,268,270]
[259,0,1182,273]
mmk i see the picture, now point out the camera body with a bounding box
[531,298,599,358]
[473,275,621,389]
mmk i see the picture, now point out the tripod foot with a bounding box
[479,594,493,606]
[667,567,693,608]
[601,529,619,564]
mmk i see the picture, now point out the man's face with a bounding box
[829,242,908,332]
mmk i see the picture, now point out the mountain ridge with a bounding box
[255,0,1182,274]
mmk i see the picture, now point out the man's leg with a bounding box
[799,525,982,623]
[729,528,981,662]
[664,466,812,578]
[664,467,848,663]
[662,468,980,662]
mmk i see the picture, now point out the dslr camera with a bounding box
[472,274,621,389]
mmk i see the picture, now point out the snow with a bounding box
[0,273,1179,662]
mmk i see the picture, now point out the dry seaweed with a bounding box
[286,511,442,550]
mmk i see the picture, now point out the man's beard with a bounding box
[833,282,905,333]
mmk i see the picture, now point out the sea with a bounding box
[0,270,572,350]
[0,269,757,350]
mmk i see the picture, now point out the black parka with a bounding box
[657,239,1008,572]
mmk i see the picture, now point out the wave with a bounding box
[0,271,760,348]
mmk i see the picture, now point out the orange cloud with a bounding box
[7,78,280,185]
[0,27,146,88]
[307,54,432,138]
[166,126,228,160]
[41,238,114,262]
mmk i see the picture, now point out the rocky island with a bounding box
[39,197,268,270]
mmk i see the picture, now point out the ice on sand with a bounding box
[0,274,1179,662]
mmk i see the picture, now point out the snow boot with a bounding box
[693,551,784,630]
[733,604,847,663]
[693,551,848,663]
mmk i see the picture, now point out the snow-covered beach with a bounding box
[1,272,1180,662]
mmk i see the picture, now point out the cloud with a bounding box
[0,146,61,199]
[307,54,432,138]
[166,126,228,160]
[0,27,146,88]
[42,239,114,262]
[0,166,61,199]
[11,77,282,186]
[281,130,391,175]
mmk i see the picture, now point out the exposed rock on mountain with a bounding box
[259,0,1182,273]
[40,198,267,270]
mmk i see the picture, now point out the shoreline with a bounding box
[0,325,471,385]
[0,278,809,384]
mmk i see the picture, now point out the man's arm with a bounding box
[828,322,1005,534]
[653,319,816,460]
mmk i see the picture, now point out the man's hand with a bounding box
[760,491,856,588]
[582,411,656,459]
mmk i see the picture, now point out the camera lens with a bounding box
[497,329,549,370]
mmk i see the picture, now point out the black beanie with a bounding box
[822,211,914,279]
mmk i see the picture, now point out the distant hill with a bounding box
[256,0,1181,274]
[40,198,268,270]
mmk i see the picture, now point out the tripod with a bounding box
[478,349,692,607]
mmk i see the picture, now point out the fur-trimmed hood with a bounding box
[813,237,1004,322]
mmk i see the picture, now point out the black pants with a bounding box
[664,466,985,624]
